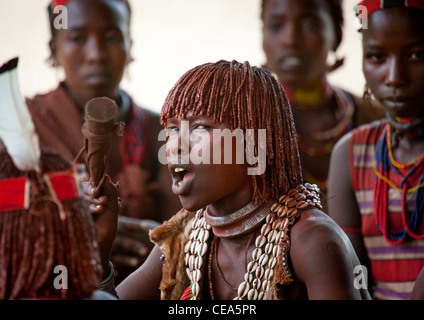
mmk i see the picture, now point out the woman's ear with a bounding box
[48,39,59,67]
[126,38,134,65]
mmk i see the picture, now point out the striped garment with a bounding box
[350,119,424,300]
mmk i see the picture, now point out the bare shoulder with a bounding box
[332,130,351,160]
[288,208,367,299]
[290,208,351,255]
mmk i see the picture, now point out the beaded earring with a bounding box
[361,83,372,106]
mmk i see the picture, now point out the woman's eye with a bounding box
[269,22,282,32]
[410,51,424,60]
[70,35,85,44]
[365,53,385,62]
[265,18,284,33]
[302,20,318,32]
[193,124,210,130]
[167,127,179,133]
[165,127,179,136]
[165,127,178,141]
[105,33,123,43]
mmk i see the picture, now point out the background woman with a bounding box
[261,0,384,200]
[328,1,424,299]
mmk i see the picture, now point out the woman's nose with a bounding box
[166,122,190,161]
[86,37,107,64]
[280,24,299,49]
[384,57,407,88]
[166,131,181,158]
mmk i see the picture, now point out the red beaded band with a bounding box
[0,168,81,213]
[52,0,126,7]
[44,168,81,203]
[357,0,424,18]
[0,177,29,212]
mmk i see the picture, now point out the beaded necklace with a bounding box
[374,124,424,245]
[180,183,322,300]
[296,87,355,157]
[283,77,331,111]
[295,88,355,194]
[387,113,424,148]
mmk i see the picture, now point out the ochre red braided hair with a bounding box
[160,60,303,204]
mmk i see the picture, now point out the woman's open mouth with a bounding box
[171,166,195,195]
[278,55,303,70]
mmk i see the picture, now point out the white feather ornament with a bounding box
[0,57,40,172]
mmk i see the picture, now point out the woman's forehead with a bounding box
[166,112,232,127]
[167,113,215,123]
[64,0,129,29]
[363,8,424,41]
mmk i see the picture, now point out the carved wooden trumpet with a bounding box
[81,97,125,188]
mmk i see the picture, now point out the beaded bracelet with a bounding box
[98,261,118,297]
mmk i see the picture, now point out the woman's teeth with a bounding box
[174,167,186,186]
[282,56,301,67]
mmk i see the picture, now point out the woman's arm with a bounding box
[116,245,163,300]
[327,133,370,268]
[84,177,163,299]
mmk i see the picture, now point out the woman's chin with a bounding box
[180,198,204,213]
